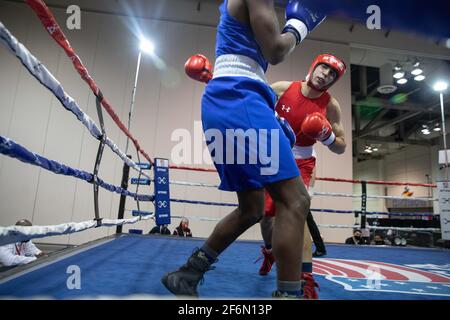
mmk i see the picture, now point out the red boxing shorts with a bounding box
[264,157,316,217]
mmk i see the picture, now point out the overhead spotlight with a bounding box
[364,146,373,153]
[433,81,448,92]
[372,147,379,152]
[139,38,154,54]
[393,70,405,79]
[411,68,423,76]
[397,78,408,85]
[414,75,425,81]
[413,60,420,67]
[394,63,402,71]
[421,128,430,135]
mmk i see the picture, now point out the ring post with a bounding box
[154,158,171,226]
[116,155,131,233]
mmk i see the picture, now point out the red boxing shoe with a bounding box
[301,272,320,299]
[257,246,275,276]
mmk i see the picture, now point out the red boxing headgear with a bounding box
[306,54,346,91]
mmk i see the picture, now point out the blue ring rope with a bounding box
[0,135,153,202]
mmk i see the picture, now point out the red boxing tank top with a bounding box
[275,81,330,146]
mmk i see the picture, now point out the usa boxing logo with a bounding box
[313,258,450,297]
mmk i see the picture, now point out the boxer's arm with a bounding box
[326,97,346,154]
[245,0,296,65]
[270,81,291,100]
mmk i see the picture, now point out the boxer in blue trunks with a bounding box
[162,0,326,298]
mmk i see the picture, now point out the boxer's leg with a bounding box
[162,188,265,296]
[204,188,265,254]
[258,215,275,275]
[266,176,310,297]
[308,211,327,256]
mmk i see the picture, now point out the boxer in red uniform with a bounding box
[258,53,347,299]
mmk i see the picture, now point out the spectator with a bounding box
[149,224,171,235]
[345,229,364,245]
[173,218,192,237]
[371,234,391,246]
[0,219,45,267]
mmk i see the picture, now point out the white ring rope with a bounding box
[164,179,436,202]
[0,214,154,246]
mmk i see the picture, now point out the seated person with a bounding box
[371,234,391,246]
[0,219,45,267]
[345,229,364,245]
[149,224,171,235]
[173,218,192,237]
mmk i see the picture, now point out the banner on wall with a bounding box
[437,181,450,240]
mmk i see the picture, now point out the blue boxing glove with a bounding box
[275,112,296,148]
[282,0,326,46]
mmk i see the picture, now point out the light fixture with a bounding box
[434,123,441,131]
[414,75,425,81]
[433,81,448,92]
[394,63,402,71]
[139,38,154,54]
[397,78,408,84]
[421,128,430,135]
[413,60,420,67]
[364,145,379,153]
[411,68,423,76]
[393,70,405,79]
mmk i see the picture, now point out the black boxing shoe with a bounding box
[312,250,327,257]
[161,248,216,297]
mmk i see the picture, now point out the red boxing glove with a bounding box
[301,112,335,146]
[184,54,213,83]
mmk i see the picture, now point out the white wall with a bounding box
[354,145,437,221]
[1,0,353,244]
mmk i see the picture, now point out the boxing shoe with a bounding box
[161,248,216,297]
[257,246,275,276]
[301,272,319,299]
[312,250,327,257]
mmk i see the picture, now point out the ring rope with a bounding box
[164,179,437,202]
[0,215,154,246]
[25,0,153,164]
[313,177,436,188]
[168,165,436,188]
[169,197,437,217]
[313,191,437,202]
[0,135,153,202]
[0,21,150,180]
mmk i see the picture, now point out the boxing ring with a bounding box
[0,234,449,299]
[1,0,450,300]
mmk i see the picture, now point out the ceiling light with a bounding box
[433,81,448,92]
[411,68,423,76]
[139,38,154,54]
[397,78,408,84]
[414,75,425,81]
[393,71,405,79]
